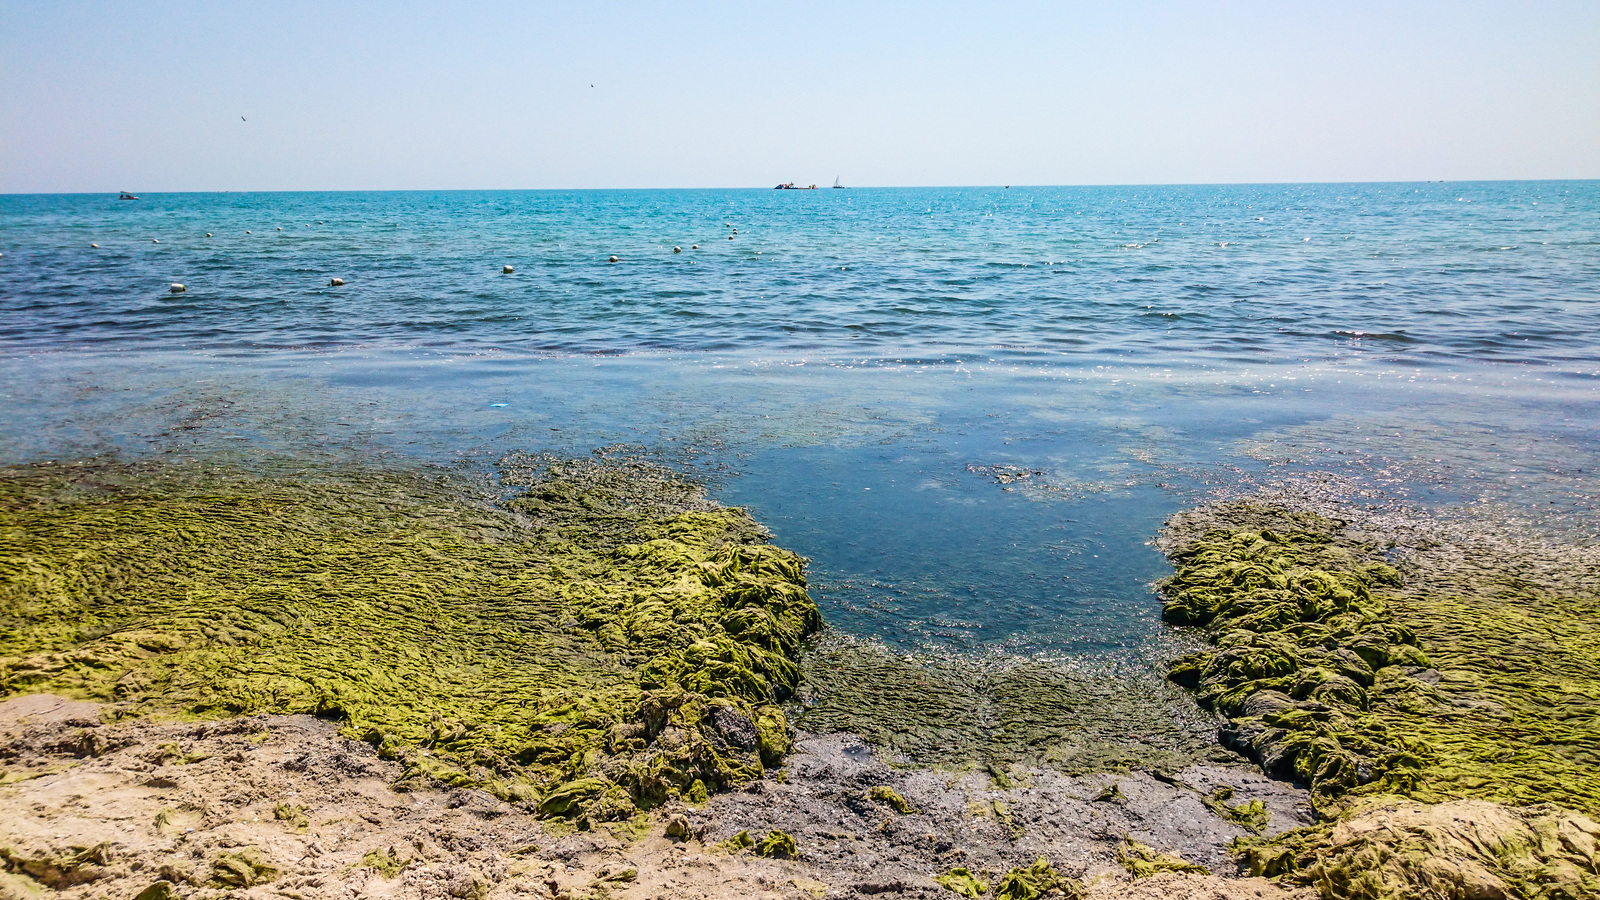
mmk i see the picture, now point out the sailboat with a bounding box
[832,176,845,189]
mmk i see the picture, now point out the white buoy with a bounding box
[277,226,282,231]
[503,265,514,274]
[90,243,99,249]
[152,239,160,244]
[692,244,698,250]
[170,283,186,293]
[732,229,737,234]
[246,230,252,234]
[673,246,681,253]
[727,235,734,240]
[330,278,345,286]
[205,233,212,237]
[608,255,619,263]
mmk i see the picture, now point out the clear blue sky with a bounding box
[4,1,1597,192]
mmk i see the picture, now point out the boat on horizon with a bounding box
[832,176,845,189]
[118,192,139,200]
[774,182,817,190]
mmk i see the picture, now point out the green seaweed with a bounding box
[719,829,755,853]
[866,785,917,814]
[273,802,309,833]
[0,844,112,889]
[1203,787,1269,834]
[1160,500,1600,898]
[1236,800,1600,900]
[0,457,820,825]
[359,847,409,879]
[1159,504,1600,817]
[1115,840,1209,878]
[131,883,177,900]
[755,830,797,859]
[795,640,1227,774]
[210,849,278,888]
[994,857,1082,900]
[933,866,988,898]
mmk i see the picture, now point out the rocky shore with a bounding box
[1155,494,1600,899]
[2,456,1596,899]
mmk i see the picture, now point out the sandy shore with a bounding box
[0,694,1311,900]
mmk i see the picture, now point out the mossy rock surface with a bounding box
[0,456,819,824]
[1159,499,1600,899]
[1158,502,1600,816]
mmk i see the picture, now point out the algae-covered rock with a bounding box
[933,866,988,898]
[0,456,820,825]
[994,857,1082,900]
[866,785,917,814]
[1158,500,1600,818]
[1238,800,1600,900]
[1115,840,1208,878]
[1202,786,1269,834]
[210,849,278,888]
[131,882,178,900]
[360,846,410,879]
[0,844,112,889]
[755,829,797,859]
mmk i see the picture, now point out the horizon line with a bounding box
[5,177,1599,197]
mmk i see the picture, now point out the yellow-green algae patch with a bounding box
[0,457,819,825]
[1158,501,1600,898]
[795,638,1229,774]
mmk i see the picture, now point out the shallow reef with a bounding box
[1158,500,1600,899]
[0,454,820,825]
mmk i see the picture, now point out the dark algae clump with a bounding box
[0,455,819,825]
[1158,500,1600,899]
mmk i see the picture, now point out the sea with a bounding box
[3,183,1598,670]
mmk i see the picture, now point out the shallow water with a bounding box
[2,183,1598,665]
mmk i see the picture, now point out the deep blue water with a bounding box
[3,184,1598,662]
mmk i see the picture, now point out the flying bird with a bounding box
[241,116,247,122]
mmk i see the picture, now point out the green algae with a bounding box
[274,802,309,833]
[1160,500,1600,898]
[994,857,1082,900]
[1236,800,1600,900]
[934,867,989,898]
[755,830,797,859]
[1158,502,1600,816]
[0,844,112,889]
[867,785,917,815]
[131,882,178,900]
[1203,787,1269,835]
[0,457,819,824]
[795,639,1227,774]
[210,849,278,888]
[1115,840,1209,878]
[359,847,410,879]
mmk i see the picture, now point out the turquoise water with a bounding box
[3,183,1598,663]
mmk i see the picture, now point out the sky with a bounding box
[3,1,1598,192]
